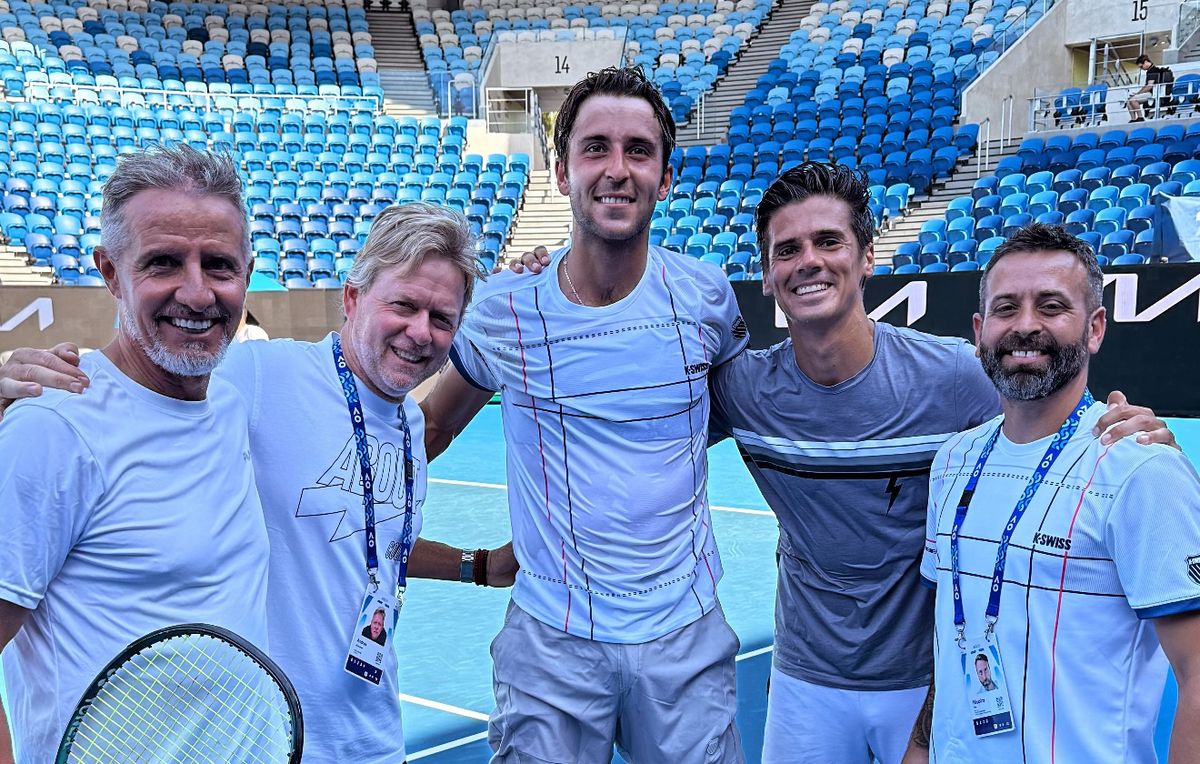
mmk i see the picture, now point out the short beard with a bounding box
[120,302,230,378]
[979,329,1089,402]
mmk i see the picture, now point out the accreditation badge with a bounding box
[963,639,1015,737]
[344,587,398,685]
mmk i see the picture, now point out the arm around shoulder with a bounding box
[1156,611,1200,763]
[418,363,493,462]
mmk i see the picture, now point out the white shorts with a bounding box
[762,666,929,764]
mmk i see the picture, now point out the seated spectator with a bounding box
[1127,54,1174,122]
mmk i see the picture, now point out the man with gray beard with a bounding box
[0,145,271,763]
[906,224,1200,763]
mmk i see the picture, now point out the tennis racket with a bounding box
[56,623,303,764]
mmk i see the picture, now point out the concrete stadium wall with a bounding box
[1061,0,1177,48]
[0,286,343,352]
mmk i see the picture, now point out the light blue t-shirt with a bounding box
[923,403,1200,762]
[451,246,749,643]
[0,351,270,763]
[216,334,426,764]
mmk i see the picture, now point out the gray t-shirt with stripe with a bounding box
[710,321,1000,691]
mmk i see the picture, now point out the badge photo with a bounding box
[345,590,397,686]
[964,641,1014,738]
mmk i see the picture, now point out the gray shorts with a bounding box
[488,601,744,764]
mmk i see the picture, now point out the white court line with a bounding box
[398,692,490,721]
[736,644,775,662]
[429,477,775,517]
[430,477,507,490]
[407,730,489,760]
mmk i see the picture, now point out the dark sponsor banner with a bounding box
[734,263,1200,417]
[5,263,1198,415]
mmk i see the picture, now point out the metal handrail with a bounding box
[976,118,990,178]
[531,88,550,169]
[974,0,1053,64]
[996,94,1014,150]
[1026,79,1178,132]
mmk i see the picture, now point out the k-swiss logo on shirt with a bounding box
[1034,532,1073,551]
[1187,555,1200,586]
[731,315,748,341]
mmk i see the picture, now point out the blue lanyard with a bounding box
[949,389,1094,648]
[332,335,415,593]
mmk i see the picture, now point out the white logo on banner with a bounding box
[0,297,53,332]
[1105,273,1200,323]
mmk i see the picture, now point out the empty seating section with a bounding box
[0,99,529,284]
[0,0,380,101]
[728,0,1028,195]
[647,142,915,278]
[891,123,1200,271]
[413,0,771,121]
[643,0,1061,278]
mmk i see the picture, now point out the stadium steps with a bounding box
[0,246,53,286]
[676,0,819,148]
[1179,34,1200,65]
[501,168,573,264]
[366,10,438,117]
[872,137,1022,265]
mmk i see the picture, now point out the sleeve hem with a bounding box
[448,346,497,393]
[0,583,40,611]
[1136,595,1200,619]
[920,575,937,589]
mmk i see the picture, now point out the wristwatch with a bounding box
[459,549,476,583]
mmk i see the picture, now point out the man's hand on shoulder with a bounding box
[0,344,89,421]
[507,249,552,275]
[1094,390,1178,450]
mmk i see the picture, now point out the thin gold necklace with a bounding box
[562,255,587,306]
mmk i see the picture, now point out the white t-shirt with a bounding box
[216,334,426,764]
[451,246,748,643]
[0,351,270,764]
[922,402,1200,763]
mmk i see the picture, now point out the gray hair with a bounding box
[100,144,250,263]
[344,202,483,307]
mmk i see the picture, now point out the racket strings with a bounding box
[65,633,295,763]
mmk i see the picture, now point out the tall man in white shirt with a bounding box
[0,145,272,763]
[906,223,1200,763]
[421,66,749,762]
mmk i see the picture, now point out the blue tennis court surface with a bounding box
[400,412,1200,763]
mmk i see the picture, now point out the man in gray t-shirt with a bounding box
[706,164,1167,764]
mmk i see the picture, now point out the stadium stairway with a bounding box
[501,168,573,264]
[677,0,819,148]
[0,246,52,286]
[873,136,1020,264]
[367,9,439,117]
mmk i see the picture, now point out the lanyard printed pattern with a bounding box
[949,389,1095,648]
[332,335,415,593]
